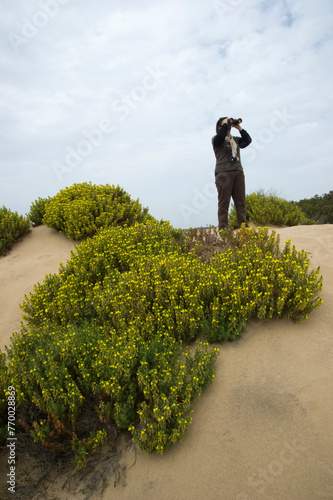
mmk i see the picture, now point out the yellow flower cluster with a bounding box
[0,221,323,465]
[42,181,154,239]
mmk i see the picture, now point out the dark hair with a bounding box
[216,117,227,134]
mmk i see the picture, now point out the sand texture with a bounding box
[0,224,332,500]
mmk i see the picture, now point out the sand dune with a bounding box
[0,226,78,353]
[0,224,332,500]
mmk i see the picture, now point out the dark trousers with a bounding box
[215,170,246,230]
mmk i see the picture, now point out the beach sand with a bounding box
[0,224,332,500]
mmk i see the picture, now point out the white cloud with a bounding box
[0,0,332,228]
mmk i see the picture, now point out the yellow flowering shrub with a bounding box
[4,321,218,466]
[0,206,30,255]
[42,182,154,239]
[215,226,323,324]
[134,336,219,453]
[29,196,52,227]
[229,191,315,228]
[72,429,108,469]
[1,221,323,467]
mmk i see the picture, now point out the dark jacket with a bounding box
[212,123,252,174]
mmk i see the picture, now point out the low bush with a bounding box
[5,324,218,468]
[295,191,333,224]
[229,191,315,228]
[29,197,52,227]
[0,206,30,256]
[1,222,323,468]
[43,182,154,239]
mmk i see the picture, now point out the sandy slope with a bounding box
[0,226,78,352]
[0,224,332,500]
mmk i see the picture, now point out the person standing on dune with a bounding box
[212,117,252,230]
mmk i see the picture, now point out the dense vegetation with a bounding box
[1,220,323,469]
[29,196,52,227]
[229,191,315,228]
[295,191,333,224]
[0,206,30,256]
[41,182,153,239]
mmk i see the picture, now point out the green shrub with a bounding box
[295,191,333,224]
[215,226,323,324]
[4,322,218,468]
[133,336,218,453]
[0,206,30,255]
[1,223,323,468]
[43,182,154,239]
[29,197,52,227]
[229,191,315,228]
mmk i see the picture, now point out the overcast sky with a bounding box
[1,0,332,229]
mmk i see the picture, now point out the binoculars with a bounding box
[227,118,242,128]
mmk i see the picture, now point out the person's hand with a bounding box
[234,123,243,131]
